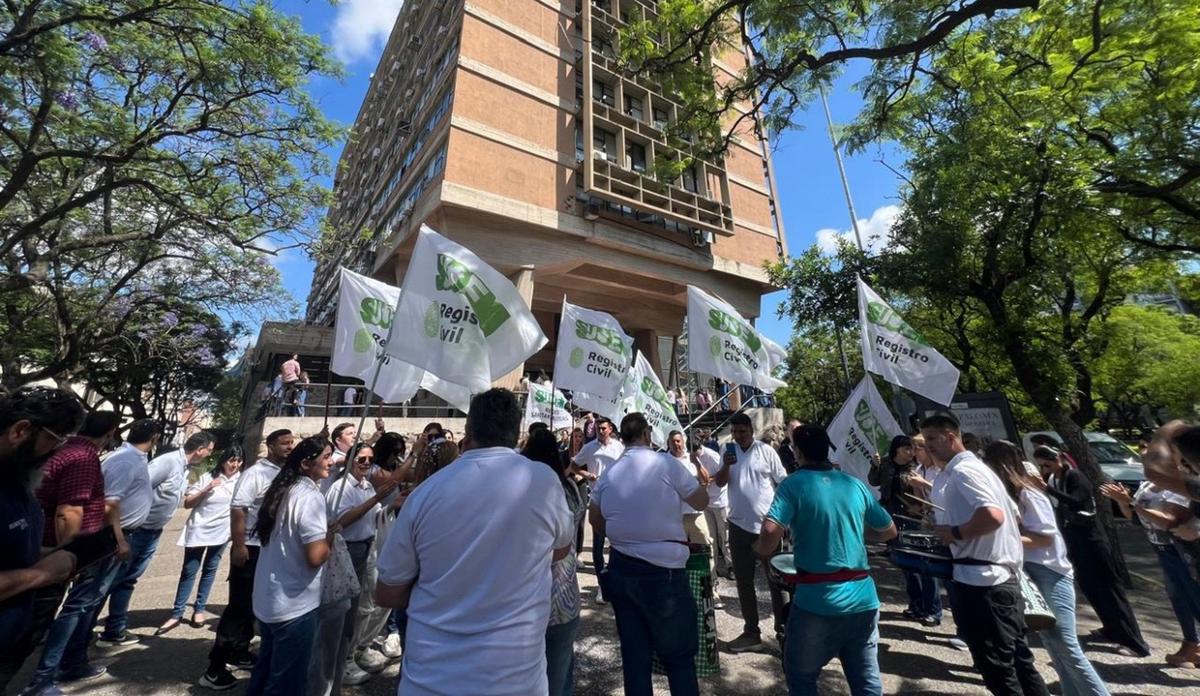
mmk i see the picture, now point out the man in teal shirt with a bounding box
[754,426,896,696]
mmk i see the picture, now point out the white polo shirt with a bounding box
[177,471,239,548]
[574,437,624,482]
[253,477,327,624]
[725,440,787,534]
[939,451,1023,586]
[693,446,727,509]
[326,473,379,543]
[591,446,702,569]
[101,442,152,530]
[144,449,189,530]
[376,447,573,696]
[230,458,281,547]
[671,453,704,516]
[1019,487,1072,577]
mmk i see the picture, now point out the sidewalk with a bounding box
[13,513,1199,695]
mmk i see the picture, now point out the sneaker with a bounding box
[356,648,388,673]
[95,631,139,647]
[713,599,725,610]
[949,637,969,652]
[17,682,62,696]
[57,664,107,683]
[380,632,403,659]
[198,668,238,691]
[725,632,764,654]
[594,590,607,606]
[227,653,257,671]
[902,609,921,620]
[342,660,371,686]
[919,615,942,627]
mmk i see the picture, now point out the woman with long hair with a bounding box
[524,428,586,696]
[985,441,1110,695]
[157,446,244,635]
[873,435,940,625]
[245,437,333,696]
[1034,445,1149,657]
[563,427,588,555]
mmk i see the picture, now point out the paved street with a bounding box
[12,512,1200,695]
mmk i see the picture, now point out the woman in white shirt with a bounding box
[157,446,244,635]
[983,441,1110,696]
[245,436,333,696]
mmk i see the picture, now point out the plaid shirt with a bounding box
[36,436,106,546]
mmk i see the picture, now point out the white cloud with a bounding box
[815,204,902,255]
[331,0,405,64]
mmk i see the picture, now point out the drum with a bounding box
[889,532,954,580]
[768,553,800,590]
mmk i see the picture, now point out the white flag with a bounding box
[857,277,960,405]
[331,269,422,403]
[419,372,473,414]
[827,376,904,492]
[622,352,683,447]
[386,225,548,394]
[687,285,787,392]
[552,299,633,401]
[523,381,574,432]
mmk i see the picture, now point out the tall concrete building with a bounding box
[307,0,786,382]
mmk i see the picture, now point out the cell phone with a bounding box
[724,442,737,459]
[56,526,118,574]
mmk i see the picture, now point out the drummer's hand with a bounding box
[907,475,932,492]
[933,525,955,545]
[722,453,736,467]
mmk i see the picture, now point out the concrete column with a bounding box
[494,265,536,391]
[632,328,661,379]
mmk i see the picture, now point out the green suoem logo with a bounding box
[569,347,584,368]
[359,297,393,330]
[353,328,373,353]
[423,301,439,338]
[866,301,928,345]
[707,309,762,353]
[575,319,630,358]
[434,253,510,337]
[854,399,891,455]
[708,335,721,357]
[640,376,671,409]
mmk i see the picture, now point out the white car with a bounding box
[1021,431,1143,489]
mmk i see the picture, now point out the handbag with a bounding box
[1017,567,1056,631]
[320,532,361,606]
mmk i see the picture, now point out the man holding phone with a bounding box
[713,413,787,654]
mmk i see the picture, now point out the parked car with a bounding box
[1021,430,1143,495]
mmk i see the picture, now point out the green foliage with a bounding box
[773,328,862,426]
[1091,305,1200,426]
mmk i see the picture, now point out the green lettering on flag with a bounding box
[359,297,394,330]
[575,319,631,358]
[854,398,892,455]
[866,301,928,346]
[435,253,511,337]
[706,308,762,353]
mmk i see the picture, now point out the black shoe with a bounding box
[227,653,257,670]
[95,631,139,647]
[199,668,238,691]
[919,615,942,627]
[725,632,765,653]
[902,609,921,620]
[57,664,106,683]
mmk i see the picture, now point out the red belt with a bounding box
[788,568,870,585]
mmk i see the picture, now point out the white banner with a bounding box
[622,352,683,447]
[827,376,904,491]
[571,383,628,424]
[331,269,422,403]
[419,372,473,414]
[858,277,960,405]
[686,285,787,392]
[386,225,548,394]
[522,380,574,432]
[552,299,634,401]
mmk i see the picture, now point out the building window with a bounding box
[575,77,584,108]
[681,166,698,193]
[575,125,584,161]
[592,0,609,14]
[596,36,615,58]
[652,106,669,130]
[593,128,616,161]
[593,79,614,107]
[626,142,646,172]
[624,95,643,121]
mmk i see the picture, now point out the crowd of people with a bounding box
[4,383,1200,696]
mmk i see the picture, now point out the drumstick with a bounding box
[892,513,929,527]
[902,492,945,512]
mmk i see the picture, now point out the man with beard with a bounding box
[0,387,85,691]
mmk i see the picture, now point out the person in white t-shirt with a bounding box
[245,436,333,696]
[573,417,624,597]
[375,389,573,696]
[159,446,244,635]
[692,437,729,579]
[922,413,1049,696]
[201,429,294,691]
[984,441,1109,696]
[590,413,708,696]
[667,431,713,559]
[712,413,787,653]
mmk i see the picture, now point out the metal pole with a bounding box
[820,86,865,254]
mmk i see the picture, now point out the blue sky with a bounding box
[273,0,906,348]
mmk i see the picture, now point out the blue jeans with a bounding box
[1024,563,1109,696]
[905,572,942,620]
[546,617,580,696]
[245,608,320,696]
[100,526,163,638]
[171,544,227,619]
[602,551,698,696]
[784,607,881,696]
[1157,544,1200,643]
[30,555,124,684]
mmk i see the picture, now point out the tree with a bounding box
[0,0,340,386]
[619,0,1038,166]
[773,327,862,426]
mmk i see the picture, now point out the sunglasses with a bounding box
[354,455,374,464]
[40,426,70,449]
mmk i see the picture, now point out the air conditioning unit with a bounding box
[592,150,607,161]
